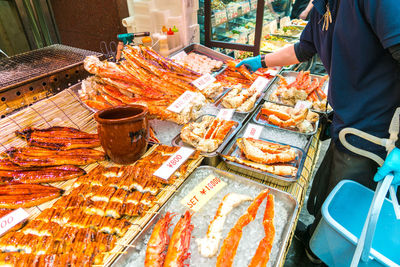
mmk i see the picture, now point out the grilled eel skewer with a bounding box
[0,159,86,184]
[16,126,100,150]
[3,147,105,167]
[0,184,63,209]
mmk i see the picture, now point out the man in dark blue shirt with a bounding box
[237,0,400,263]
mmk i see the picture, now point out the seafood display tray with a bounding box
[169,43,232,77]
[252,102,320,137]
[171,114,242,158]
[264,71,332,114]
[111,166,298,267]
[221,137,306,186]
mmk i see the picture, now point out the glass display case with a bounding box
[199,0,292,58]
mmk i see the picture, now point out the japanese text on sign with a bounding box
[180,174,227,212]
[153,147,195,180]
[170,51,187,61]
[216,108,234,121]
[0,208,29,237]
[192,73,216,91]
[295,100,312,110]
[167,91,196,113]
[249,77,270,93]
[243,123,263,139]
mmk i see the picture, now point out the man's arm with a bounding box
[299,0,313,20]
[263,45,300,67]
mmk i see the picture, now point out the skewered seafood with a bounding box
[221,84,261,112]
[15,126,100,150]
[172,52,223,75]
[3,146,105,167]
[145,212,174,267]
[216,189,270,267]
[0,159,85,184]
[269,71,331,112]
[196,193,252,257]
[260,102,319,133]
[249,194,275,267]
[221,155,298,177]
[180,116,236,152]
[0,184,63,209]
[237,138,296,164]
[164,210,193,267]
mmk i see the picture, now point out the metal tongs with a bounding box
[339,108,400,266]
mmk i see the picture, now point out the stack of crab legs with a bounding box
[145,189,274,267]
[80,45,207,124]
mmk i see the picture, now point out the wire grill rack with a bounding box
[0,44,102,90]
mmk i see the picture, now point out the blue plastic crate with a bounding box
[310,180,400,267]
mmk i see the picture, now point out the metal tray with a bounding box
[221,137,306,186]
[252,102,319,136]
[171,114,242,158]
[169,43,232,77]
[260,37,298,54]
[264,71,332,114]
[110,166,299,267]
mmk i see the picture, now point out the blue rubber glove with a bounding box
[235,55,262,72]
[373,147,400,185]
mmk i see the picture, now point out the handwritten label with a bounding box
[153,147,195,180]
[192,73,216,91]
[266,69,279,76]
[167,91,196,113]
[249,76,270,93]
[180,174,226,212]
[170,51,187,61]
[295,100,312,110]
[217,108,234,121]
[243,123,263,139]
[0,208,29,236]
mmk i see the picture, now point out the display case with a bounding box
[199,0,292,57]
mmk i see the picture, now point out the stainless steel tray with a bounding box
[264,71,332,114]
[252,102,319,137]
[221,137,306,186]
[169,43,232,77]
[111,166,298,267]
[171,114,242,158]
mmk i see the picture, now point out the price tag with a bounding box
[192,73,216,91]
[167,91,196,113]
[153,147,195,180]
[0,208,29,236]
[180,174,226,212]
[217,108,234,121]
[280,16,291,27]
[170,51,187,61]
[295,100,312,110]
[243,123,263,139]
[266,69,279,76]
[249,76,270,93]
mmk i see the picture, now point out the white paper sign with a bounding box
[0,208,29,236]
[249,76,270,93]
[167,91,196,113]
[216,108,234,121]
[243,123,263,139]
[192,73,216,91]
[295,100,312,110]
[171,51,187,61]
[153,147,195,180]
[266,69,279,76]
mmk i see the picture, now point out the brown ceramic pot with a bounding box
[94,105,148,164]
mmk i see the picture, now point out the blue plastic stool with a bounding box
[310,179,400,267]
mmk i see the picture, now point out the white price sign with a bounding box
[192,73,216,91]
[295,100,312,110]
[170,51,187,61]
[153,147,195,180]
[243,123,263,139]
[266,69,279,76]
[0,208,29,236]
[249,76,270,93]
[167,91,196,113]
[216,108,234,121]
